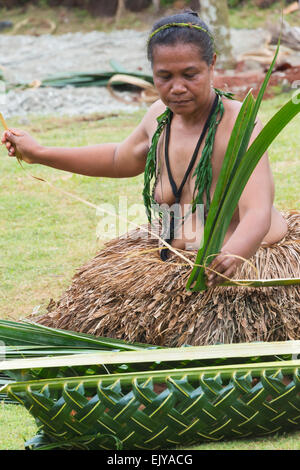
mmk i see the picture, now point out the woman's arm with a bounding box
[1,113,151,178]
[206,119,274,287]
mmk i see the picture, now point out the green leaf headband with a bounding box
[148,22,214,45]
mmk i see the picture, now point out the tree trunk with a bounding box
[88,0,118,17]
[200,0,234,69]
[153,0,160,12]
[116,0,126,23]
[125,0,152,11]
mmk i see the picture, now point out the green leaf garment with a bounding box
[142,89,234,230]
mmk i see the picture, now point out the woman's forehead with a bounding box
[152,42,206,68]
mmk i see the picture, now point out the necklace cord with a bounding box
[160,94,220,260]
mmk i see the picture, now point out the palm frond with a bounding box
[0,373,17,404]
[0,319,158,351]
[186,43,300,291]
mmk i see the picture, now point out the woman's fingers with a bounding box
[207,255,230,276]
[1,136,14,156]
[206,252,236,287]
[4,134,16,156]
[1,128,41,164]
[2,129,21,158]
[1,131,9,144]
[8,146,16,156]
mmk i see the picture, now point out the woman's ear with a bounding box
[211,53,217,69]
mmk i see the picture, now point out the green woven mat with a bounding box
[0,322,299,450]
[3,362,300,450]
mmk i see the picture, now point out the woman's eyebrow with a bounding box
[182,66,199,72]
[155,68,171,74]
[155,66,199,74]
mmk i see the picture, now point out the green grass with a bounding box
[0,4,123,35]
[258,92,300,209]
[186,431,300,450]
[0,403,37,450]
[229,0,300,29]
[0,91,299,449]
[0,111,147,321]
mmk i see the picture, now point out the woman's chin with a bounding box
[168,101,195,114]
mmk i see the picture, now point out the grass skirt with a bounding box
[34,211,300,347]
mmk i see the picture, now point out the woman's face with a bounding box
[152,42,216,116]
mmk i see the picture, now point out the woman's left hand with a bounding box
[205,250,241,288]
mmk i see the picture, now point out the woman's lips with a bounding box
[170,99,192,105]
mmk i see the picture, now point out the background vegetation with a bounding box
[1,1,299,33]
[0,0,297,13]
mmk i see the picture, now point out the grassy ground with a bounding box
[0,110,147,320]
[0,1,299,35]
[0,403,38,450]
[0,90,299,450]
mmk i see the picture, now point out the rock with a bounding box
[269,20,300,51]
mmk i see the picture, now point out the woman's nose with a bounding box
[171,79,187,94]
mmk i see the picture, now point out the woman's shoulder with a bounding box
[144,99,167,121]
[221,94,263,131]
[142,99,167,138]
[222,95,243,121]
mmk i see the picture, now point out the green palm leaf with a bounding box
[0,319,157,351]
[36,60,154,89]
[1,338,300,375]
[186,43,300,291]
[0,320,161,387]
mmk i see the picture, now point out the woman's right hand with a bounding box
[1,128,43,164]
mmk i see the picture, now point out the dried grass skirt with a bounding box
[34,211,300,347]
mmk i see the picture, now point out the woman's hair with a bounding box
[147,10,214,66]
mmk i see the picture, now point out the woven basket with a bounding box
[1,340,300,450]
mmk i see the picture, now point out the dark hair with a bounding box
[147,10,214,66]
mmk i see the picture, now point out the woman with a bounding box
[2,12,300,346]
